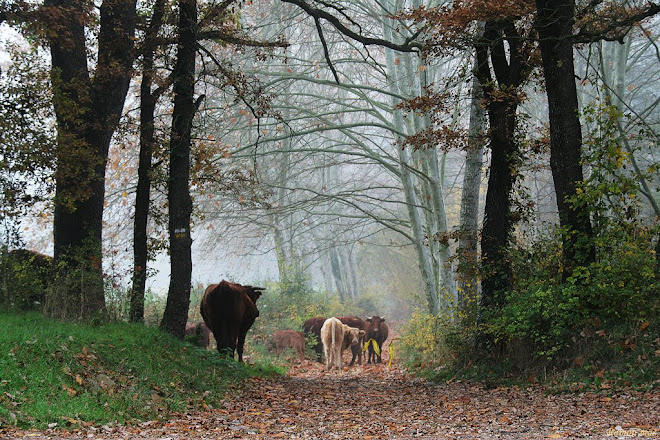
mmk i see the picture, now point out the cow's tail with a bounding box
[331,319,338,369]
[331,319,336,347]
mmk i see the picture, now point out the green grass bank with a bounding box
[0,312,281,429]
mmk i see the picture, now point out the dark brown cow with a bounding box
[200,280,265,362]
[270,330,306,362]
[364,316,389,364]
[185,322,211,348]
[337,316,366,366]
[302,316,327,363]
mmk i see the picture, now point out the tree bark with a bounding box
[130,0,166,324]
[45,0,136,320]
[535,0,595,276]
[382,10,439,315]
[457,60,485,329]
[475,21,525,311]
[160,0,197,339]
[329,246,347,302]
[480,97,518,309]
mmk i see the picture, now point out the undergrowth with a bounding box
[398,223,660,392]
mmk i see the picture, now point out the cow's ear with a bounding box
[359,330,366,337]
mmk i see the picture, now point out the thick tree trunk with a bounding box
[480,99,518,309]
[45,0,136,320]
[536,0,595,276]
[130,0,166,324]
[474,25,523,312]
[160,0,197,339]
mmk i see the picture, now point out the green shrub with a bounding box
[398,311,451,369]
[0,248,52,311]
[482,222,659,376]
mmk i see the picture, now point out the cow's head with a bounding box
[366,316,386,337]
[245,285,265,304]
[344,325,366,347]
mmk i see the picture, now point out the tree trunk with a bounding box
[130,0,166,324]
[480,97,519,309]
[457,61,485,329]
[45,0,136,320]
[344,246,359,299]
[535,0,595,276]
[329,246,347,302]
[414,50,457,315]
[160,0,197,339]
[382,11,440,315]
[474,22,524,312]
[271,104,294,286]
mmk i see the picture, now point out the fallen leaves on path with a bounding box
[3,360,659,439]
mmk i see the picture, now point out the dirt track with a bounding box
[4,357,659,439]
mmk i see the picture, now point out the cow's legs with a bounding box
[323,342,331,370]
[236,331,247,363]
[315,342,324,363]
[334,345,342,369]
[357,337,363,365]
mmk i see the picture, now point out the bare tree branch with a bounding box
[198,30,289,48]
[281,0,423,52]
[314,16,340,83]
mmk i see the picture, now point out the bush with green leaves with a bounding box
[488,221,659,369]
[398,311,449,369]
[0,247,52,311]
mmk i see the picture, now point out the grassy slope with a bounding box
[0,312,281,429]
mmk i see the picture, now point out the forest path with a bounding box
[7,358,658,439]
[201,361,658,439]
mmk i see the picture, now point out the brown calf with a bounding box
[270,329,306,362]
[185,322,211,348]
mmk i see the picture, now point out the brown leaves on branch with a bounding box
[399,126,470,152]
[394,89,471,151]
[393,0,535,53]
[395,0,658,53]
[574,1,660,43]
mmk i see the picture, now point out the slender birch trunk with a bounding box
[457,59,485,330]
[382,7,440,315]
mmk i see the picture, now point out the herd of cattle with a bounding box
[186,280,389,369]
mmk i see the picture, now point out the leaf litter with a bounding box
[2,354,659,439]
